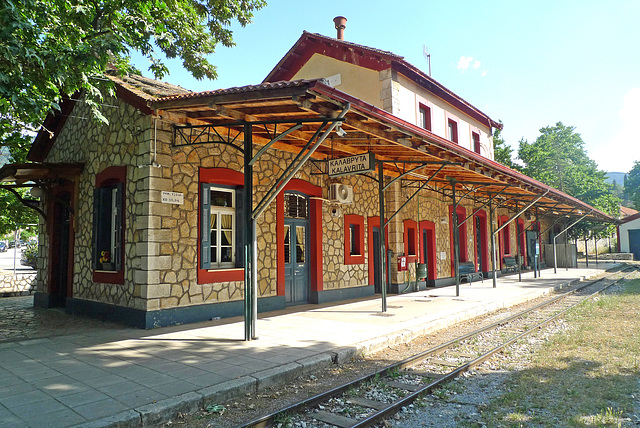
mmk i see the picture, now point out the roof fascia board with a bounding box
[307,80,612,222]
[392,61,501,130]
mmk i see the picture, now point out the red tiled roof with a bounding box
[264,32,502,130]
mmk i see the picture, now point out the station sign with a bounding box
[161,191,184,205]
[328,152,376,177]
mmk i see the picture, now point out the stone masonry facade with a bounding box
[37,94,544,318]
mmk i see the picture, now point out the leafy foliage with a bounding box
[0,0,264,235]
[624,161,640,210]
[0,188,38,236]
[0,0,265,129]
[492,125,519,170]
[517,122,619,238]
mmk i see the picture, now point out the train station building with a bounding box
[0,20,615,333]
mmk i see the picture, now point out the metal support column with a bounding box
[535,208,540,278]
[515,203,522,282]
[243,124,255,341]
[594,235,599,265]
[378,160,387,312]
[584,236,589,267]
[451,181,461,297]
[490,197,497,288]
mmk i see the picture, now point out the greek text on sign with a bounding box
[161,191,184,205]
[328,153,375,177]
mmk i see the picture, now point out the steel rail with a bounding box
[240,265,636,428]
[351,266,638,427]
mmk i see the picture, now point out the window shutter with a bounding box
[201,184,211,269]
[92,188,101,270]
[113,183,124,271]
[235,187,245,268]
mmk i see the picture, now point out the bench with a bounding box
[502,256,518,274]
[458,261,483,284]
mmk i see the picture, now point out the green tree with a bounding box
[0,0,265,128]
[625,161,640,210]
[1,0,264,233]
[518,122,619,219]
[492,125,518,170]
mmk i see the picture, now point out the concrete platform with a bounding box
[0,263,621,427]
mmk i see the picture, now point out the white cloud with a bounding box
[457,56,474,70]
[593,88,640,172]
[473,60,481,69]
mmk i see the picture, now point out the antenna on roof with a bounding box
[423,45,432,77]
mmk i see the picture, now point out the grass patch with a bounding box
[478,278,640,427]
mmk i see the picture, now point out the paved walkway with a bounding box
[0,263,621,427]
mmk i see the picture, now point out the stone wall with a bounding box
[38,92,574,316]
[0,273,36,296]
[43,98,151,310]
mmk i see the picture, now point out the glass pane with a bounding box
[211,245,217,262]
[296,225,305,263]
[284,225,290,264]
[221,214,233,246]
[210,189,233,207]
[284,193,308,219]
[221,247,232,263]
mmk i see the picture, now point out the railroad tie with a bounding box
[383,379,423,391]
[403,370,444,379]
[312,410,355,428]
[346,396,390,410]
[430,358,459,367]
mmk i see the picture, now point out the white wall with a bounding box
[619,217,640,252]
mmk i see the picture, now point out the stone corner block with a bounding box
[251,362,302,391]
[198,376,257,406]
[137,392,203,427]
[296,352,334,375]
[330,346,360,365]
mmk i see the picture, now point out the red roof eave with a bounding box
[308,80,611,222]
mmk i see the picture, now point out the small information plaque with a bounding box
[161,191,184,205]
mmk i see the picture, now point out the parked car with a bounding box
[8,241,15,248]
[0,242,6,252]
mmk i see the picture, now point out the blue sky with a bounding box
[130,0,640,173]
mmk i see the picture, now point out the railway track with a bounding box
[241,265,638,428]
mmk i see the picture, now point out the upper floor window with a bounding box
[418,104,431,131]
[472,132,481,154]
[448,119,458,143]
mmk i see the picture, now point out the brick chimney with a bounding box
[333,16,347,40]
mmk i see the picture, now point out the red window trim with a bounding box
[403,219,418,263]
[448,118,459,143]
[367,217,389,286]
[276,179,323,297]
[344,214,365,265]
[93,166,126,285]
[472,131,481,154]
[419,220,437,281]
[198,167,245,284]
[418,103,432,131]
[449,205,468,276]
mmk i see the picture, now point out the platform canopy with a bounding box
[152,78,614,224]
